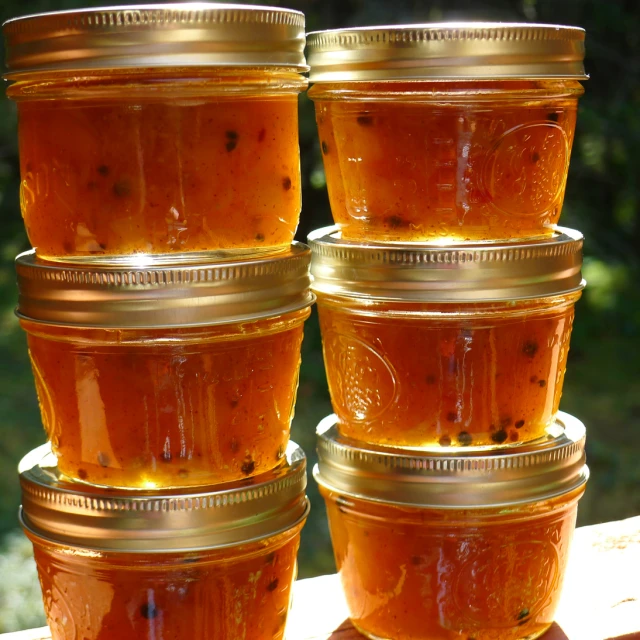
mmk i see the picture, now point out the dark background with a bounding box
[0,0,638,631]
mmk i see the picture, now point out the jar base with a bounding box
[352,620,554,640]
[35,245,291,267]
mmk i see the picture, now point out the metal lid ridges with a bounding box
[314,412,588,508]
[4,3,308,77]
[308,226,584,303]
[19,441,309,552]
[307,22,587,81]
[16,243,315,328]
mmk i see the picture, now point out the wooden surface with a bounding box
[2,516,639,640]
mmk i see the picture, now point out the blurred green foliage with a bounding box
[0,0,638,632]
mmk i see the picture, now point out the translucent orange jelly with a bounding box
[317,294,579,447]
[309,81,583,242]
[320,487,583,640]
[28,525,303,640]
[10,69,305,260]
[21,308,309,488]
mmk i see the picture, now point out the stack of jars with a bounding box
[4,5,314,640]
[306,24,590,640]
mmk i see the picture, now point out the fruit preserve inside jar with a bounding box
[314,413,588,640]
[19,440,309,640]
[22,308,310,488]
[320,487,583,640]
[317,294,578,448]
[11,68,305,261]
[310,80,583,242]
[29,526,303,640]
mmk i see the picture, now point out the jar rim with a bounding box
[307,23,587,82]
[15,244,315,329]
[314,412,588,509]
[3,4,308,78]
[308,226,584,303]
[19,441,309,552]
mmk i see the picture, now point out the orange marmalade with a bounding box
[309,80,582,242]
[29,526,303,640]
[320,488,583,640]
[21,309,309,488]
[10,69,305,260]
[19,440,309,640]
[314,413,588,640]
[316,295,578,448]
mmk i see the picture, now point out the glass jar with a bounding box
[3,5,308,262]
[16,244,314,488]
[306,24,587,243]
[19,441,309,640]
[315,413,589,640]
[309,226,583,448]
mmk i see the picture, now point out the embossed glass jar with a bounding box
[19,442,309,640]
[307,24,587,243]
[16,245,314,488]
[309,227,583,448]
[3,4,308,262]
[315,413,588,640]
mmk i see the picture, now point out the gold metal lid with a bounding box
[19,441,308,552]
[3,3,307,78]
[307,23,587,82]
[15,244,314,328]
[308,226,584,303]
[314,412,587,508]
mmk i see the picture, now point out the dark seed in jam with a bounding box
[140,603,158,620]
[531,152,540,163]
[97,165,110,176]
[62,241,73,253]
[458,431,473,446]
[446,411,458,423]
[77,468,88,480]
[426,374,437,385]
[439,434,452,447]
[113,180,131,197]
[491,429,509,444]
[517,608,530,620]
[255,233,265,242]
[522,341,539,358]
[411,555,423,565]
[267,578,279,592]
[258,128,266,142]
[548,112,559,121]
[538,379,547,388]
[357,115,374,126]
[282,176,292,191]
[385,215,407,229]
[530,375,538,383]
[321,141,329,155]
[225,130,239,152]
[515,420,525,429]
[241,458,256,475]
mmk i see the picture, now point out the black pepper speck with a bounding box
[491,429,508,444]
[141,603,158,620]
